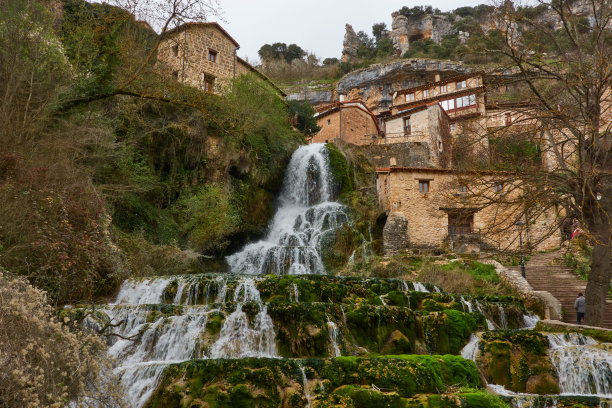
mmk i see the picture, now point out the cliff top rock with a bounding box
[342,24,361,61]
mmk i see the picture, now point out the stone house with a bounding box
[376,166,560,254]
[311,101,380,145]
[157,22,283,96]
[390,73,486,133]
[380,102,452,167]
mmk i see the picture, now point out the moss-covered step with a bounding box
[158,274,442,305]
[499,394,612,408]
[145,355,483,408]
[477,331,559,394]
[316,388,509,408]
[120,274,529,326]
[74,302,482,357]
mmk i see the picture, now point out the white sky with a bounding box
[216,0,490,63]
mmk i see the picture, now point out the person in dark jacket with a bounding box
[575,293,586,325]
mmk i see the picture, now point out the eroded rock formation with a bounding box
[342,24,361,62]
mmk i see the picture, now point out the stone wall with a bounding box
[312,106,379,145]
[158,24,238,92]
[483,260,562,320]
[383,105,450,167]
[376,168,561,251]
[383,212,409,255]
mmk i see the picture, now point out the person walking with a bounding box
[575,293,586,325]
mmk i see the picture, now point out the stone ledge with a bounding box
[482,260,562,320]
[538,319,612,332]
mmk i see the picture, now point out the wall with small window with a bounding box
[379,168,560,251]
[158,24,240,93]
[311,105,378,145]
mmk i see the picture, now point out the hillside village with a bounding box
[2,1,612,407]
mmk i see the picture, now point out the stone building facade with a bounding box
[157,22,283,96]
[376,167,560,254]
[380,103,451,167]
[311,101,380,145]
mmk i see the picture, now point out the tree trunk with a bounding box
[585,238,612,326]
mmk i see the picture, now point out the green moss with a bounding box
[229,385,255,408]
[206,311,224,336]
[326,143,355,197]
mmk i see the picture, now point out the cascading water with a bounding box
[210,278,277,358]
[97,278,217,407]
[326,315,341,357]
[227,144,349,276]
[548,333,612,397]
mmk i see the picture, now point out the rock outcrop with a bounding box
[390,12,455,56]
[342,24,361,62]
[337,59,471,112]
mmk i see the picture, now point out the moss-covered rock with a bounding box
[146,356,482,408]
[478,330,559,394]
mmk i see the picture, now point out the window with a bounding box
[171,44,179,57]
[440,84,447,92]
[419,180,430,193]
[208,50,217,63]
[327,119,331,125]
[423,89,430,97]
[406,93,415,102]
[456,96,464,109]
[403,117,411,134]
[459,184,467,192]
[450,123,456,132]
[495,182,504,193]
[440,100,448,110]
[172,70,179,81]
[447,99,455,110]
[469,94,476,105]
[505,112,512,126]
[456,80,467,89]
[203,74,215,92]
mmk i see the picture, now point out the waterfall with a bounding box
[413,282,430,293]
[326,315,341,357]
[113,278,171,305]
[379,295,387,306]
[289,283,300,302]
[227,144,349,276]
[522,313,539,329]
[475,300,495,330]
[547,333,612,397]
[210,278,277,358]
[461,334,481,362]
[298,362,313,408]
[497,304,508,329]
[460,296,474,313]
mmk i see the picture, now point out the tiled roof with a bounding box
[161,22,240,47]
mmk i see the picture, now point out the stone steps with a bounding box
[510,252,612,328]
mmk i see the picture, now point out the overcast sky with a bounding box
[215,0,490,63]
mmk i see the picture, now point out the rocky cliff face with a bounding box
[390,12,455,56]
[337,59,471,112]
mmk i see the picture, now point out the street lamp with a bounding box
[516,220,525,278]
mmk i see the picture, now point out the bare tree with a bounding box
[464,0,612,325]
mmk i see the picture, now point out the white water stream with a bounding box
[227,144,349,276]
